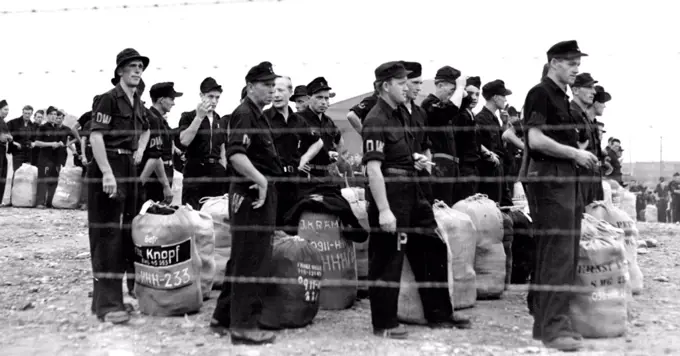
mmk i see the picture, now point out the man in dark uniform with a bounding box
[570,72,601,207]
[140,82,183,203]
[401,61,434,203]
[33,107,68,208]
[347,90,379,134]
[7,105,36,170]
[363,61,470,340]
[290,85,310,112]
[421,66,467,206]
[0,100,10,206]
[454,76,483,203]
[590,86,612,180]
[88,48,151,324]
[521,40,598,351]
[265,76,323,230]
[476,80,513,206]
[211,61,282,345]
[177,77,228,209]
[296,77,343,194]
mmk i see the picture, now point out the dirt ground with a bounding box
[1,207,679,356]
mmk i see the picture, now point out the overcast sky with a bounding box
[1,0,678,162]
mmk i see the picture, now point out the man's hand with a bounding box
[455,75,467,91]
[249,177,268,209]
[379,209,397,233]
[329,151,339,162]
[574,149,598,170]
[298,157,311,174]
[488,151,500,166]
[163,185,173,204]
[196,98,211,120]
[413,153,432,171]
[81,155,88,166]
[133,149,143,165]
[102,172,117,198]
[577,140,589,150]
[13,142,21,149]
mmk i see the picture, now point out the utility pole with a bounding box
[660,135,663,179]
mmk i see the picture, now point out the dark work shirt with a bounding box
[454,108,481,163]
[226,96,283,178]
[297,108,341,166]
[177,110,225,160]
[421,94,458,157]
[523,77,579,163]
[361,97,417,171]
[264,106,317,167]
[349,93,379,122]
[91,84,150,151]
[669,181,680,198]
[36,123,69,163]
[605,147,622,183]
[402,101,431,154]
[78,111,92,129]
[475,106,505,157]
[570,101,603,161]
[7,117,37,155]
[0,117,8,153]
[143,107,164,162]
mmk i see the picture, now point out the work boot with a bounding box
[230,329,276,345]
[373,325,408,339]
[451,313,472,329]
[99,310,130,325]
[209,318,230,337]
[543,336,583,352]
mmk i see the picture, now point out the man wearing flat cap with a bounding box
[362,61,469,340]
[476,79,513,205]
[177,77,228,209]
[139,82,183,203]
[520,40,598,352]
[454,76,483,202]
[211,61,282,345]
[87,48,152,325]
[296,76,343,193]
[571,72,603,206]
[421,66,467,206]
[290,85,310,112]
[0,100,10,205]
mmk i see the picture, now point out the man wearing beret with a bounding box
[0,100,10,205]
[296,76,343,194]
[362,61,469,340]
[476,79,513,206]
[265,75,323,231]
[520,40,598,351]
[211,61,282,345]
[571,73,602,207]
[454,76,483,202]
[421,66,467,206]
[290,85,310,113]
[177,77,228,209]
[88,48,152,324]
[139,82,183,203]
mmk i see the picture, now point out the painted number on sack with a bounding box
[136,265,192,290]
[163,268,191,288]
[298,276,320,303]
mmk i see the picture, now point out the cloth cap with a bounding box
[245,61,279,83]
[200,77,223,94]
[374,61,411,82]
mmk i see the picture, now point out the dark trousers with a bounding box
[0,149,7,202]
[12,150,31,172]
[525,160,582,342]
[87,153,139,318]
[657,199,668,223]
[212,182,277,329]
[367,174,453,330]
[143,163,174,204]
[36,157,61,207]
[673,198,680,223]
[418,170,434,205]
[431,156,459,206]
[182,159,227,210]
[579,169,603,209]
[479,159,512,206]
[454,162,479,204]
[275,174,299,233]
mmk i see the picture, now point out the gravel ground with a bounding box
[1,208,679,356]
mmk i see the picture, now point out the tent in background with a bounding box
[326,79,436,154]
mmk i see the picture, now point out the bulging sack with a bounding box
[341,186,369,279]
[621,191,637,221]
[453,194,506,299]
[433,200,477,310]
[571,214,628,338]
[260,235,324,329]
[587,202,644,295]
[200,195,231,248]
[52,166,83,209]
[11,163,38,207]
[132,202,215,316]
[645,205,658,223]
[397,230,454,324]
[171,170,183,207]
[602,180,612,206]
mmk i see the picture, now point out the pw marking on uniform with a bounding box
[365,139,384,153]
[95,112,111,125]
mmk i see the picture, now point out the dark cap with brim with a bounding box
[375,61,411,82]
[246,61,279,83]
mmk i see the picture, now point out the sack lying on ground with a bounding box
[453,194,506,299]
[131,202,215,315]
[52,166,83,209]
[200,194,231,248]
[587,202,644,295]
[11,163,38,207]
[570,214,628,338]
[433,200,477,309]
[260,235,324,329]
[645,205,658,223]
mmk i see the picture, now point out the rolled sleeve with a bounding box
[524,88,549,128]
[350,96,377,122]
[361,116,386,164]
[90,94,115,133]
[225,110,250,159]
[174,112,192,149]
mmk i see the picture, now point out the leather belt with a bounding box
[106,148,133,155]
[432,153,459,163]
[384,167,417,176]
[283,165,296,174]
